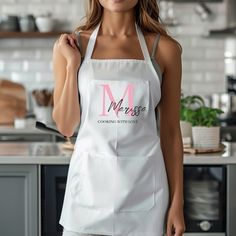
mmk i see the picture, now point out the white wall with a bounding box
[0,0,226,95]
[170,2,226,96]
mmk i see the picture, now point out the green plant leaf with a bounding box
[180,93,224,126]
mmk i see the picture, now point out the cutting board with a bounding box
[183,142,226,154]
[0,79,27,124]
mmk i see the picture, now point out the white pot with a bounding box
[35,16,55,32]
[180,120,192,145]
[192,126,220,149]
[180,120,192,138]
[34,106,54,125]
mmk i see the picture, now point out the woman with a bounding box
[52,0,185,236]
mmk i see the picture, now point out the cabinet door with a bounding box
[0,164,38,236]
[227,165,236,236]
[41,165,69,236]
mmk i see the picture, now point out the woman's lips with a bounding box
[112,0,126,3]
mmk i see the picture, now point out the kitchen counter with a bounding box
[0,142,72,164]
[0,141,236,164]
[0,118,79,135]
[0,119,78,142]
[0,118,56,134]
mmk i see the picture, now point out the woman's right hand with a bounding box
[54,33,81,67]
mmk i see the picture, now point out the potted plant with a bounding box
[189,105,224,149]
[180,92,205,145]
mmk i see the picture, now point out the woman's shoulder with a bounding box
[142,31,181,75]
[145,32,182,68]
[159,34,182,69]
[145,31,181,55]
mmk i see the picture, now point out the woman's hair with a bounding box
[73,0,182,52]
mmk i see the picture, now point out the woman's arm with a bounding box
[156,36,185,236]
[52,33,81,137]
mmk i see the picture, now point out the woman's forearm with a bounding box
[160,125,184,207]
[52,62,81,137]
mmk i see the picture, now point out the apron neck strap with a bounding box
[84,21,151,62]
[84,21,101,61]
[135,22,151,62]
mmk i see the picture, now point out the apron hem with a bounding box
[61,220,165,236]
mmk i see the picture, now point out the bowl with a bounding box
[35,16,55,32]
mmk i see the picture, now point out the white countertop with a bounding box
[0,142,72,164]
[0,141,236,165]
[0,119,79,136]
[0,126,47,135]
[0,119,56,134]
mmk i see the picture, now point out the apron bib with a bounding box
[59,21,169,236]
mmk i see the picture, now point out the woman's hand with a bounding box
[166,202,185,236]
[54,33,81,67]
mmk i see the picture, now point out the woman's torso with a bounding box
[73,22,163,156]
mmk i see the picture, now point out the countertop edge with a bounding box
[0,155,236,165]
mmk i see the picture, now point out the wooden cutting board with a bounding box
[0,79,27,124]
[183,143,226,154]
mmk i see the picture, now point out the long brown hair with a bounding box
[73,0,182,52]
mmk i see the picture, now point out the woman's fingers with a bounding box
[59,34,67,42]
[174,224,185,236]
[66,33,78,49]
[166,220,173,236]
[58,34,75,49]
[71,33,80,50]
[68,35,77,49]
[167,222,185,236]
[174,228,184,236]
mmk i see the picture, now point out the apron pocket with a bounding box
[71,151,115,210]
[70,151,157,212]
[114,154,156,212]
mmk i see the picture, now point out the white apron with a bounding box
[59,21,169,236]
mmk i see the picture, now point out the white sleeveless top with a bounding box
[59,21,169,236]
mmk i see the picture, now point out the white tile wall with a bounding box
[169,2,227,96]
[0,0,227,95]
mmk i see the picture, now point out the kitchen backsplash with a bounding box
[170,2,226,96]
[0,0,226,95]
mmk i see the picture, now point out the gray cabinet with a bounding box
[227,165,236,236]
[0,165,38,236]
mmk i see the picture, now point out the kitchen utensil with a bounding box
[35,121,75,150]
[194,2,213,21]
[34,106,54,124]
[32,89,54,124]
[32,89,53,106]
[35,121,77,138]
[35,121,65,138]
[0,14,19,31]
[18,14,36,32]
[210,93,236,125]
[35,13,55,32]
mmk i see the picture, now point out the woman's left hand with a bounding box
[166,203,186,236]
